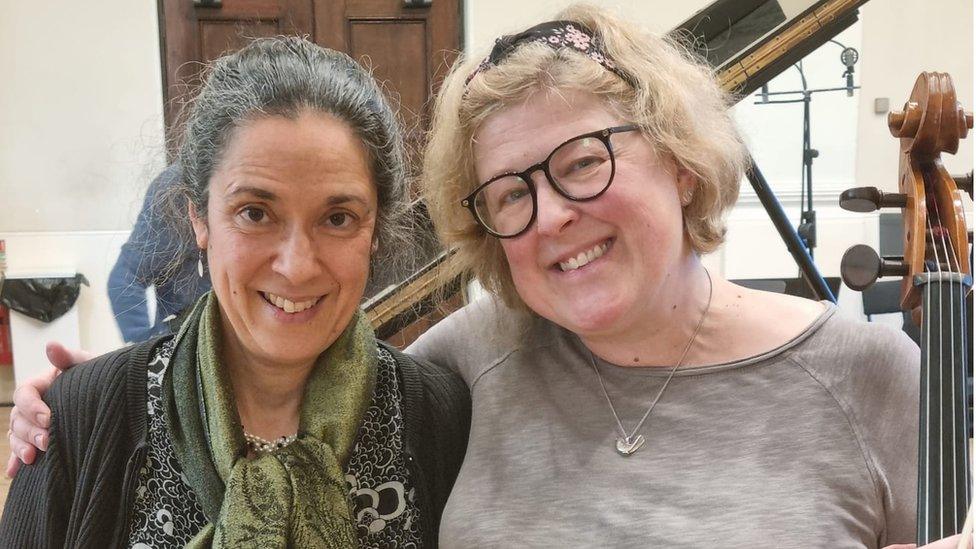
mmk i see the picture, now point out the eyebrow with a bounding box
[325,194,371,208]
[226,185,371,209]
[226,185,277,200]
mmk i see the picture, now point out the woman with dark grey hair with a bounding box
[0,36,468,548]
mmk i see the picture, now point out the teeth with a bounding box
[263,292,320,314]
[558,241,610,272]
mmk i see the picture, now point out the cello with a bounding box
[839,71,973,545]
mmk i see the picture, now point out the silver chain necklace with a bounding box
[586,267,713,456]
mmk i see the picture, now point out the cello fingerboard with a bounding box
[916,273,973,544]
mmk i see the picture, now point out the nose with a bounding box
[272,225,321,285]
[532,172,578,236]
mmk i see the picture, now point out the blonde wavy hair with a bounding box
[422,3,748,310]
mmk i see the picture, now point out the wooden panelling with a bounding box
[159,0,315,142]
[350,19,429,139]
[199,20,279,61]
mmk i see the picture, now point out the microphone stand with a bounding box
[754,63,860,259]
[747,50,860,303]
[745,160,836,302]
[753,59,859,298]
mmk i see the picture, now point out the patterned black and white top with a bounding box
[126,339,422,548]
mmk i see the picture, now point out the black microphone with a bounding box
[840,47,859,97]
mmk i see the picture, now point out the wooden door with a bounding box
[315,0,462,170]
[158,0,315,141]
[158,0,462,151]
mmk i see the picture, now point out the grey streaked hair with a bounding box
[164,35,410,276]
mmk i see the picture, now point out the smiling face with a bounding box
[473,90,696,340]
[190,111,377,369]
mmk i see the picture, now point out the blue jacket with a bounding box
[107,164,211,342]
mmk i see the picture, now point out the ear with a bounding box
[371,238,379,254]
[676,165,697,206]
[188,200,209,250]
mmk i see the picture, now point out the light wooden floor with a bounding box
[0,406,11,512]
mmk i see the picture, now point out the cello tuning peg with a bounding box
[952,171,973,196]
[955,107,973,139]
[840,244,909,291]
[839,187,908,213]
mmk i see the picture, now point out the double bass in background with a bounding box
[840,72,974,547]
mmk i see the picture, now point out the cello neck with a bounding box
[915,272,972,544]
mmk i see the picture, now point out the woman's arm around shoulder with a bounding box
[382,342,470,533]
[0,339,158,548]
[384,341,470,468]
[407,294,529,386]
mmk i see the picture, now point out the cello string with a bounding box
[926,212,947,536]
[928,176,966,531]
[939,174,974,507]
[929,197,951,533]
[934,106,974,519]
[940,188,970,516]
[935,206,959,533]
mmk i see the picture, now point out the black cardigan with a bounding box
[0,337,470,548]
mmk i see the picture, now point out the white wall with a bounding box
[464,0,711,49]
[856,0,973,193]
[0,0,167,234]
[1,1,165,361]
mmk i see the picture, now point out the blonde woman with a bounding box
[410,5,942,548]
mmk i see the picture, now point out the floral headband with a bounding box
[464,20,635,88]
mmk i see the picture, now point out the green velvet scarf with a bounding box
[163,292,377,548]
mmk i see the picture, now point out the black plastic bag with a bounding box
[0,274,89,323]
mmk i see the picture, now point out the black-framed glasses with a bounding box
[461,124,640,238]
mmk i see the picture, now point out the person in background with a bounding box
[108,163,211,343]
